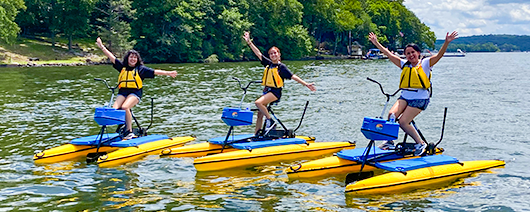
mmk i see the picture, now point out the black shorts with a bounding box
[263,87,282,101]
[118,88,142,101]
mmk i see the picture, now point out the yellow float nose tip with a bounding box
[290,164,302,172]
[99,154,108,160]
[35,152,45,158]
[161,148,172,155]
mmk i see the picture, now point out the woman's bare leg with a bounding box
[398,106,424,145]
[118,95,139,132]
[254,92,278,134]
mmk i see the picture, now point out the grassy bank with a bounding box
[0,36,105,65]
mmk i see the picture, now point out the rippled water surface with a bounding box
[0,53,529,211]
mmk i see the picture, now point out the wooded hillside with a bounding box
[435,35,530,52]
[3,0,437,63]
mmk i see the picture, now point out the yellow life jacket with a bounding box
[262,65,283,88]
[118,67,143,89]
[399,62,431,89]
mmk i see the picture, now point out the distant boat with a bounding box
[443,49,466,57]
[421,49,466,58]
[395,48,405,59]
[365,49,388,60]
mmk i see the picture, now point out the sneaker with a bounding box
[123,132,137,140]
[264,118,277,134]
[414,142,427,156]
[265,118,277,129]
[378,140,395,150]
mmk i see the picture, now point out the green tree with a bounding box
[301,0,336,54]
[393,2,434,49]
[247,0,312,59]
[22,0,95,48]
[12,0,439,62]
[95,0,136,58]
[330,0,363,55]
[132,0,212,63]
[476,43,500,52]
[59,0,96,51]
[338,0,364,55]
[365,0,400,50]
[351,12,377,50]
[49,0,60,47]
[202,0,252,62]
[14,0,47,35]
[0,0,26,43]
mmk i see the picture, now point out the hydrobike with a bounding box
[33,78,194,166]
[161,78,355,171]
[289,78,505,194]
[287,78,444,179]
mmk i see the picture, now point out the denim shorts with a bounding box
[399,96,430,110]
[118,88,142,103]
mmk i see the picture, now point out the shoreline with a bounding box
[0,61,111,68]
[6,52,517,68]
[0,55,366,68]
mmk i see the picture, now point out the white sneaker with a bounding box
[123,132,136,140]
[264,119,276,134]
[378,140,395,150]
[414,142,427,156]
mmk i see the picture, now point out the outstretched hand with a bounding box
[306,83,316,92]
[368,32,378,44]
[243,31,251,43]
[445,31,459,43]
[96,37,104,49]
[168,71,177,78]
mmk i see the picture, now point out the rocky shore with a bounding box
[0,61,111,68]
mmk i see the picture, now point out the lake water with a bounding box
[0,52,528,211]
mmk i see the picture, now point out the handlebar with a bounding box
[366,77,401,119]
[94,78,119,90]
[366,77,401,98]
[95,78,119,107]
[232,77,262,92]
[232,77,262,109]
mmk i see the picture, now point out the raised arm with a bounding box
[243,31,263,61]
[292,74,316,91]
[429,31,458,66]
[154,70,177,78]
[368,32,402,67]
[96,37,117,64]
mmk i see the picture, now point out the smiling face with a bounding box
[268,47,281,63]
[404,44,421,65]
[128,53,138,67]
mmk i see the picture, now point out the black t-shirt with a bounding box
[113,58,155,97]
[112,58,155,80]
[260,55,293,80]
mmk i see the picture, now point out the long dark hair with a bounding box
[122,50,144,68]
[405,43,421,53]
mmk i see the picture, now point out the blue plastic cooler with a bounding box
[360,117,399,140]
[221,107,253,126]
[94,107,126,126]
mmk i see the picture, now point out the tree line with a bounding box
[3,0,436,63]
[435,34,530,52]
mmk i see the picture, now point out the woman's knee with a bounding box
[112,101,122,109]
[398,118,409,126]
[121,105,133,111]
